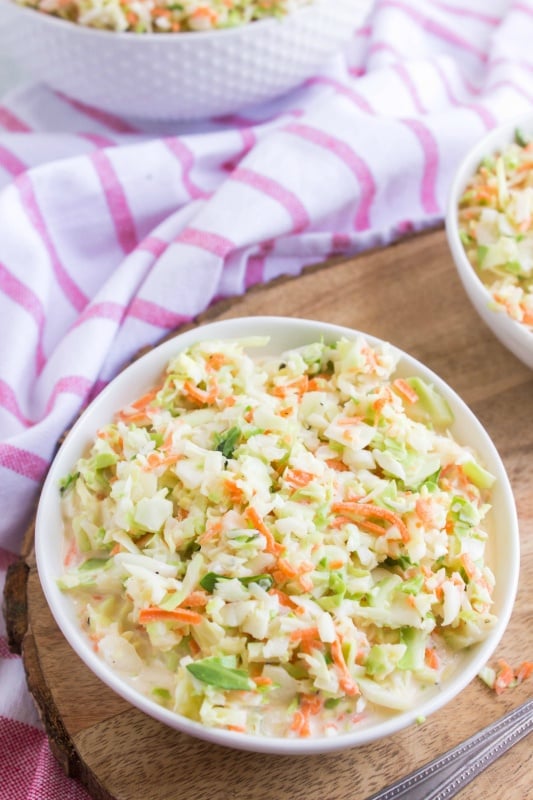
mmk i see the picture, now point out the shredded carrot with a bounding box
[276,567,298,589]
[143,451,180,471]
[64,538,78,567]
[268,587,299,609]
[189,637,201,656]
[290,708,311,737]
[440,462,468,491]
[116,386,161,423]
[415,497,438,527]
[299,637,324,655]
[245,506,282,555]
[290,626,320,642]
[131,387,160,410]
[460,552,478,581]
[253,675,273,687]
[181,591,209,608]
[516,159,533,173]
[425,647,440,670]
[284,468,315,488]
[271,375,309,398]
[224,478,245,504]
[273,557,314,588]
[206,352,227,371]
[358,518,394,536]
[278,405,293,417]
[515,661,533,683]
[330,515,352,530]
[485,659,533,693]
[159,432,174,451]
[331,636,359,696]
[325,458,350,472]
[494,658,515,695]
[190,5,217,22]
[298,573,314,592]
[336,416,364,427]
[226,724,246,733]
[175,507,189,522]
[445,518,455,534]
[372,387,393,417]
[332,501,409,543]
[306,373,332,391]
[301,693,323,714]
[116,409,151,424]
[138,607,203,625]
[197,519,223,545]
[276,558,298,579]
[290,694,323,737]
[332,513,387,536]
[182,379,218,405]
[474,186,497,201]
[329,559,345,570]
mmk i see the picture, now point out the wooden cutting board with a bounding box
[5,228,533,800]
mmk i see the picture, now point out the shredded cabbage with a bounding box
[59,335,497,738]
[14,0,313,33]
[458,128,533,332]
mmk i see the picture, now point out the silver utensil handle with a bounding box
[367,698,533,800]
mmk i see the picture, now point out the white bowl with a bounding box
[35,315,519,755]
[0,0,371,121]
[446,115,533,371]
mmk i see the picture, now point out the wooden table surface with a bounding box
[5,227,533,800]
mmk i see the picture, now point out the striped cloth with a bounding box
[0,0,531,796]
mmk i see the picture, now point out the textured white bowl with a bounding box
[446,115,533,371]
[0,0,371,121]
[35,315,519,755]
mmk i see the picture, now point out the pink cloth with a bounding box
[0,0,531,795]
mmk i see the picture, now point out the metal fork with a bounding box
[367,698,533,800]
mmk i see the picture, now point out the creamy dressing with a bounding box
[59,336,497,738]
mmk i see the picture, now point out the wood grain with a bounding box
[5,228,533,800]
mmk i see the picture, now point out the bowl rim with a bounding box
[0,0,363,42]
[445,112,533,348]
[35,315,520,755]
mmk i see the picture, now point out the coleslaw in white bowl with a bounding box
[446,114,533,370]
[0,0,372,120]
[12,0,314,33]
[35,316,519,754]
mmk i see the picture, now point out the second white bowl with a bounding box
[0,0,372,121]
[446,115,533,371]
